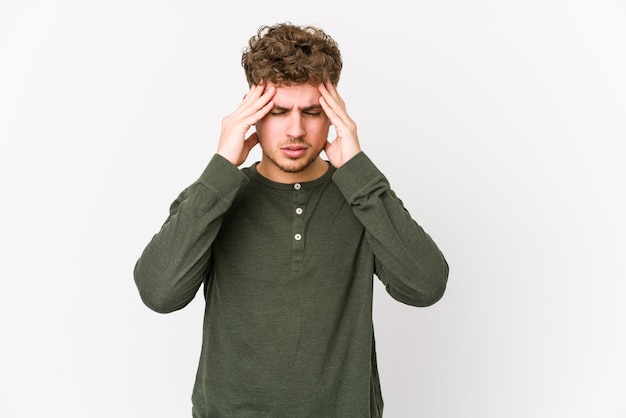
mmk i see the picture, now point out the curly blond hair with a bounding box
[241,23,342,87]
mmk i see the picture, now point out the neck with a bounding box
[257,157,329,183]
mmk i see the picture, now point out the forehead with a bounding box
[270,82,321,108]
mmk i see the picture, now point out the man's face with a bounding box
[255,82,331,182]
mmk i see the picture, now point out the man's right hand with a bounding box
[216,83,276,166]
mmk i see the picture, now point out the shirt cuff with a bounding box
[196,154,249,203]
[332,152,389,202]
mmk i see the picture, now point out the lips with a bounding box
[281,145,307,158]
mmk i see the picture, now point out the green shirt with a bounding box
[134,152,449,417]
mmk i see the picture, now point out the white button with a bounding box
[294,233,302,241]
[295,207,303,215]
[294,183,301,190]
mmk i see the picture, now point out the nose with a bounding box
[286,113,306,138]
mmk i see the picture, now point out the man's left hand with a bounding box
[318,80,361,168]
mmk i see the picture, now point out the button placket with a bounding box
[291,182,307,272]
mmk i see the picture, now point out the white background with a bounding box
[1,0,625,417]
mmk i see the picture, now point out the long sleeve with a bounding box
[133,154,248,313]
[332,152,449,307]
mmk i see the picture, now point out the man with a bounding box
[134,22,449,417]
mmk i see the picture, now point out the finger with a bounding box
[244,83,265,102]
[319,96,341,127]
[320,80,344,107]
[238,84,268,113]
[234,85,275,122]
[320,94,357,143]
[318,84,347,124]
[247,85,276,116]
[252,97,275,122]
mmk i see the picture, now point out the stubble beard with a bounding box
[264,140,324,174]
[263,150,321,173]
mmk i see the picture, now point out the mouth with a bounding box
[281,145,308,158]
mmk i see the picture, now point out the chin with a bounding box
[278,161,311,173]
[276,154,319,173]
